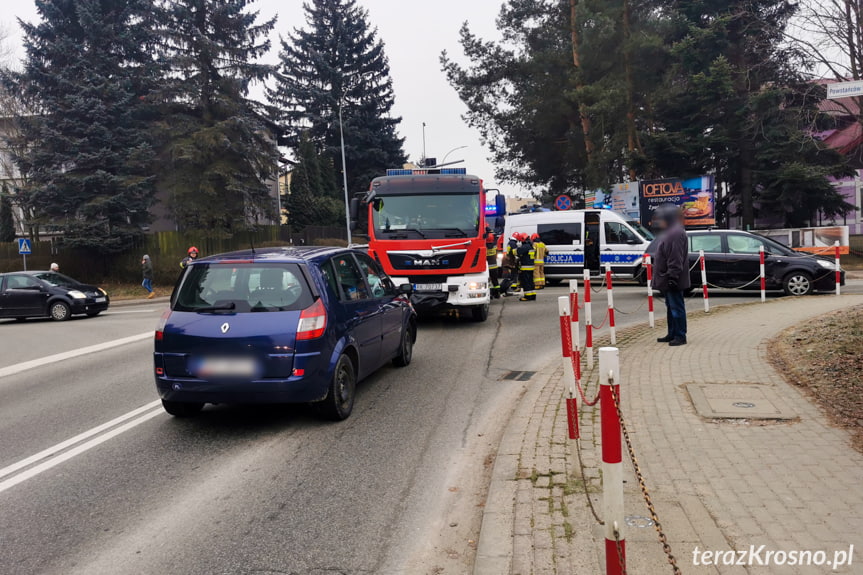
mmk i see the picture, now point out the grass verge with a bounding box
[768,304,863,452]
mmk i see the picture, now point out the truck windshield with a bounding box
[372,194,480,239]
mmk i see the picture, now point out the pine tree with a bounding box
[12,0,161,253]
[158,0,279,234]
[270,0,405,198]
[647,0,853,227]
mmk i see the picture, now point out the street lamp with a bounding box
[441,145,468,166]
[338,96,351,243]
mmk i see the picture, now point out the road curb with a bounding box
[109,296,170,308]
[472,369,552,575]
[470,295,853,574]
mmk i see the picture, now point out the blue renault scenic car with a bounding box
[154,247,417,421]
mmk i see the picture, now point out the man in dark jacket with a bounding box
[653,205,690,345]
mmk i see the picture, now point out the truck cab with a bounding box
[352,168,503,322]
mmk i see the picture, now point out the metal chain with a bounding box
[613,299,648,315]
[609,381,682,575]
[562,322,600,406]
[574,437,605,525]
[614,526,627,575]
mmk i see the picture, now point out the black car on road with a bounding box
[0,271,109,321]
[647,229,844,296]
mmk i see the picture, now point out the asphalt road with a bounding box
[1,281,860,575]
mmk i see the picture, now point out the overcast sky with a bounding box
[3,0,533,197]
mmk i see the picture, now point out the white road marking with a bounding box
[0,331,153,378]
[0,404,164,495]
[0,400,162,481]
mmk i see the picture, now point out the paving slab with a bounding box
[474,295,863,575]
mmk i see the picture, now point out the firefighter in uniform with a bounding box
[501,233,520,295]
[485,227,501,299]
[517,233,537,301]
[531,233,547,289]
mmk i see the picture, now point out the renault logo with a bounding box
[220,322,230,334]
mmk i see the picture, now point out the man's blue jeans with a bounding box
[664,290,687,341]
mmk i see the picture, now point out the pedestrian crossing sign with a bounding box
[17,238,31,254]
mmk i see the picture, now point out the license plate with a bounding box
[194,357,259,378]
[94,297,106,303]
[413,283,443,292]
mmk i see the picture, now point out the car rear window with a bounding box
[173,263,313,313]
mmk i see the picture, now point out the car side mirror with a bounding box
[398,283,413,295]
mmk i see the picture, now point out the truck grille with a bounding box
[387,251,467,271]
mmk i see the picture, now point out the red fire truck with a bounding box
[351,167,505,322]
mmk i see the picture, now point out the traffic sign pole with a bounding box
[17,238,32,271]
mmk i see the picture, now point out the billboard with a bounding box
[587,182,640,219]
[639,175,715,228]
[756,226,850,255]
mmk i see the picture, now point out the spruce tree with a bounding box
[0,185,15,242]
[287,132,342,230]
[158,0,278,234]
[13,0,160,253]
[270,0,405,199]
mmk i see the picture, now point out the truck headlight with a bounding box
[468,282,488,291]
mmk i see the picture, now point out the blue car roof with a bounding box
[195,246,352,265]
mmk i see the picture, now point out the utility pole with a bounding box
[422,122,427,167]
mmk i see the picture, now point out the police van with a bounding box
[503,210,654,283]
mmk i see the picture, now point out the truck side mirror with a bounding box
[349,197,360,221]
[495,194,506,216]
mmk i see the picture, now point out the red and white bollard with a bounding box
[583,269,594,369]
[699,249,709,313]
[599,347,625,575]
[759,245,766,303]
[605,263,617,345]
[645,254,655,329]
[558,297,578,440]
[835,241,841,296]
[569,280,581,381]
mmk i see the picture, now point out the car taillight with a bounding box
[155,309,171,342]
[297,298,327,340]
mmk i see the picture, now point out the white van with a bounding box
[503,210,654,283]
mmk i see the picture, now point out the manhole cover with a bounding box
[625,515,655,528]
[502,370,537,381]
[685,383,796,420]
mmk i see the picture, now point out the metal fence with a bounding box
[0,225,348,284]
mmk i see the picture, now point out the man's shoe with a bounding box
[147,292,155,299]
[656,335,673,343]
[519,297,529,301]
[668,338,687,347]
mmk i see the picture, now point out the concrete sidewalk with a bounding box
[475,295,863,574]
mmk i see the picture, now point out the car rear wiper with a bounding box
[195,302,236,313]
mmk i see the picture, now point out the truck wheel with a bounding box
[471,303,489,322]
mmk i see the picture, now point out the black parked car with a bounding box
[647,229,844,296]
[0,271,109,321]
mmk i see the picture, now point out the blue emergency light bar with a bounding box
[385,168,468,176]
